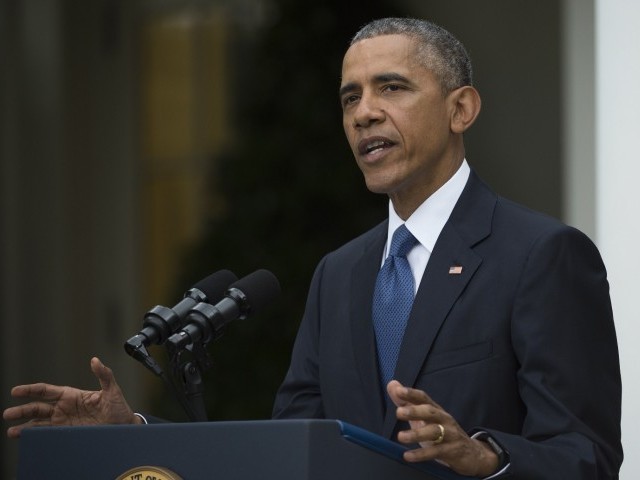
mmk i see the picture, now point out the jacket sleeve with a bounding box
[489,225,622,479]
[271,256,327,420]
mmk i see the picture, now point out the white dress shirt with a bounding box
[383,160,470,292]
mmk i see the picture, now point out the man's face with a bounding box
[340,34,461,216]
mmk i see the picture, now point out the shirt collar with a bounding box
[387,160,470,254]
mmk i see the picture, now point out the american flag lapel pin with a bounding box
[448,265,463,275]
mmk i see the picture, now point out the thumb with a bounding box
[90,357,116,391]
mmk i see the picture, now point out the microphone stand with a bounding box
[172,342,212,422]
[166,341,215,422]
[126,326,217,422]
[127,341,203,422]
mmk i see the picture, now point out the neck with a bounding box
[390,157,464,220]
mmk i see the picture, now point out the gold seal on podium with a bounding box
[116,465,183,480]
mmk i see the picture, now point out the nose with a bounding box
[352,92,385,128]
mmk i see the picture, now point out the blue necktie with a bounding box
[372,224,418,390]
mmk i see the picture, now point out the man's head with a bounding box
[350,18,473,95]
[340,18,481,219]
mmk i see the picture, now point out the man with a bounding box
[4,18,622,479]
[271,18,622,478]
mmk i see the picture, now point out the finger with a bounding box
[387,381,443,410]
[398,422,445,445]
[386,380,410,407]
[10,383,63,401]
[5,418,54,438]
[7,423,29,439]
[403,444,447,463]
[397,403,442,422]
[2,407,17,421]
[394,385,440,407]
[3,402,54,421]
[90,357,114,391]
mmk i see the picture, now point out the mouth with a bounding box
[357,137,396,157]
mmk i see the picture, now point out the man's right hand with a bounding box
[3,357,140,438]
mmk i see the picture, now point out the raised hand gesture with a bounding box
[3,357,140,438]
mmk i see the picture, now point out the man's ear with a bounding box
[449,86,481,134]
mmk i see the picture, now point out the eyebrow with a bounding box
[338,72,413,98]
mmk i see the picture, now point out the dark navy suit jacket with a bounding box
[273,171,622,479]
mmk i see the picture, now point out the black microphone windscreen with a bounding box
[231,269,281,314]
[193,270,238,300]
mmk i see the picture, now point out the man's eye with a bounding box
[383,84,402,92]
[342,95,359,107]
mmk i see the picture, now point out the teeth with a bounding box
[366,140,386,153]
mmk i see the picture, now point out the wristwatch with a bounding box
[472,431,509,471]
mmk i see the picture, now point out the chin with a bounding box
[361,172,395,193]
[363,182,394,196]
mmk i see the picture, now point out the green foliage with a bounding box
[154,1,405,422]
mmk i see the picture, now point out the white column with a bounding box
[562,0,595,238]
[596,1,640,478]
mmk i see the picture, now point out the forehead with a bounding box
[341,34,421,80]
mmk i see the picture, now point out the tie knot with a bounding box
[389,224,417,258]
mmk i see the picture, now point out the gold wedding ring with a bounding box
[433,423,445,444]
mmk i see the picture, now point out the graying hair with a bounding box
[350,18,473,93]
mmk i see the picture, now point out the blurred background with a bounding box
[1,0,638,477]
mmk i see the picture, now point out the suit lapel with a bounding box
[350,222,387,434]
[381,171,496,437]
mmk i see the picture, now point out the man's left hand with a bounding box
[387,380,499,477]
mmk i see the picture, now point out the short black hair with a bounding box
[351,18,473,93]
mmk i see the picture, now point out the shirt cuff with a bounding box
[470,431,510,479]
[134,412,149,424]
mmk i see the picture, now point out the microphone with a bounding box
[166,269,281,351]
[124,270,238,363]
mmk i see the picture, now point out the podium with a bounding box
[17,419,472,479]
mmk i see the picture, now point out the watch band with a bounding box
[472,431,509,470]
